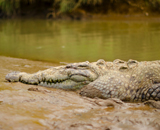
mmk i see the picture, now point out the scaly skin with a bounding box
[5,59,160,102]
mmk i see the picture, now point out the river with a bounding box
[1,19,160,63]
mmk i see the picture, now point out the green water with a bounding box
[0,19,160,63]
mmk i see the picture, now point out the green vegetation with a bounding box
[0,0,103,17]
[1,0,160,18]
[57,0,102,12]
[0,0,19,16]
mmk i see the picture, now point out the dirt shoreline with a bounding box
[0,56,160,130]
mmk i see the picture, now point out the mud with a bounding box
[0,56,160,130]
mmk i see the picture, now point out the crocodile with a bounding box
[5,59,160,102]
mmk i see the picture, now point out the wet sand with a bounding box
[0,56,160,130]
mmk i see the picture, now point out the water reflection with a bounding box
[0,19,160,63]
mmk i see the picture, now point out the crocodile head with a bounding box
[5,60,108,90]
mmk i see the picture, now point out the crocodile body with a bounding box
[5,59,160,102]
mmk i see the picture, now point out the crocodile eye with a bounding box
[65,64,74,68]
[78,61,89,67]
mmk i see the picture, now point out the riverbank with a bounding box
[1,0,160,20]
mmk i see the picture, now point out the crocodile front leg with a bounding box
[80,71,131,101]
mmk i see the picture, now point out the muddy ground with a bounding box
[0,56,160,130]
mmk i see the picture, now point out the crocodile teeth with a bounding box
[39,82,43,86]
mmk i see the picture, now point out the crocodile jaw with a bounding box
[38,70,98,90]
[38,80,91,90]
